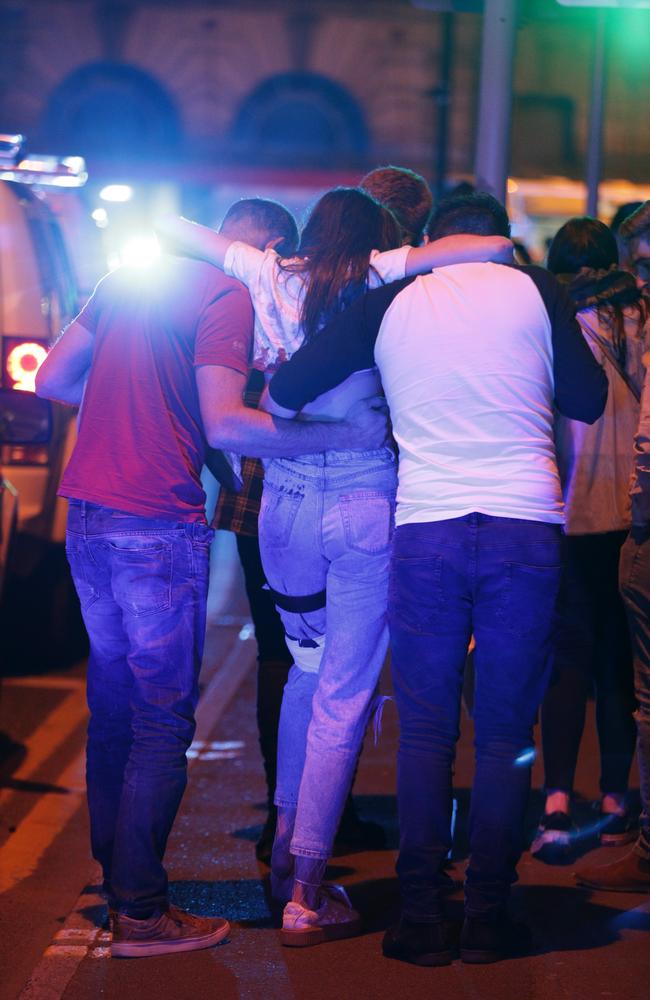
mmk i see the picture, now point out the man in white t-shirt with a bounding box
[265,193,608,965]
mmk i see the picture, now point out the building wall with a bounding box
[0,1,647,185]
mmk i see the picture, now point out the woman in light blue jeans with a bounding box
[260,448,396,902]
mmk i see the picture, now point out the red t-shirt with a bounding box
[59,258,253,522]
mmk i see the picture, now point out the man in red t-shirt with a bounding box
[36,198,389,959]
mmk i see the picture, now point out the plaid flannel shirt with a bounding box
[212,371,264,537]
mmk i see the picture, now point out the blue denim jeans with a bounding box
[389,514,562,920]
[65,500,213,918]
[259,449,397,859]
[619,528,650,854]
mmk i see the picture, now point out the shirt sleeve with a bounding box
[223,241,269,288]
[368,245,411,286]
[74,274,108,333]
[195,281,254,377]
[520,265,608,424]
[269,276,414,411]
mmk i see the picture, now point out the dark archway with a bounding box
[231,72,369,167]
[40,62,181,162]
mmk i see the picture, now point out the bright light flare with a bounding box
[120,235,161,268]
[99,184,133,203]
[91,207,108,228]
[6,342,48,392]
[513,747,536,767]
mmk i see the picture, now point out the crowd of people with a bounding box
[35,167,650,966]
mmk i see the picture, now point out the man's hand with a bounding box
[335,395,391,451]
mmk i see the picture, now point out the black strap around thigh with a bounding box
[264,585,326,613]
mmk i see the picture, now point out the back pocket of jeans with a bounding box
[259,482,303,548]
[497,561,561,637]
[109,538,172,616]
[339,492,395,555]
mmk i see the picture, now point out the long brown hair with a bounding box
[282,187,401,342]
[548,217,645,366]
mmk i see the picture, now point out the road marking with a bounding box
[0,748,86,893]
[194,628,256,744]
[3,676,86,690]
[0,685,87,813]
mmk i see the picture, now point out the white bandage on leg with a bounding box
[285,634,325,674]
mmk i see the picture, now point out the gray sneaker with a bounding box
[280,884,361,948]
[111,904,230,958]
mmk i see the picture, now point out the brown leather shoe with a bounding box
[111,904,230,958]
[575,846,650,893]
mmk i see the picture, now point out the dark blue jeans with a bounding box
[389,514,561,921]
[65,501,213,918]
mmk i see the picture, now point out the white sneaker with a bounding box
[280,884,362,947]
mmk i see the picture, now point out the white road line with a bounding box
[0,686,88,813]
[0,749,86,894]
[194,630,256,744]
[12,625,257,998]
[3,676,86,690]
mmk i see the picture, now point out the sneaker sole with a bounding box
[280,917,362,948]
[600,829,639,846]
[111,920,230,958]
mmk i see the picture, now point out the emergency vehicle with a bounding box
[0,134,89,666]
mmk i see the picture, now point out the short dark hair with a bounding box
[220,197,299,257]
[428,192,511,240]
[547,217,618,275]
[360,165,433,245]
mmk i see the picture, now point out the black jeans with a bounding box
[235,533,292,806]
[389,514,561,920]
[619,528,650,848]
[541,532,636,796]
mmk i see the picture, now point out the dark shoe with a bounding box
[575,845,650,892]
[255,807,277,865]
[599,810,639,846]
[530,811,575,863]
[382,917,454,967]
[460,914,532,964]
[111,905,230,958]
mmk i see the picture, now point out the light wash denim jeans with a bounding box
[65,500,213,918]
[259,448,397,859]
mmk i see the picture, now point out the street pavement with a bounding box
[2,532,649,999]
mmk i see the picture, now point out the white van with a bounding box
[0,135,89,660]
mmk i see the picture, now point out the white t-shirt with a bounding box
[223,241,410,372]
[374,263,565,525]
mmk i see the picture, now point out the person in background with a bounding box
[610,201,643,269]
[576,347,650,893]
[531,218,648,862]
[34,198,389,959]
[264,192,608,964]
[620,200,650,295]
[360,165,432,247]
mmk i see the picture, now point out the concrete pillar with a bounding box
[474,0,518,205]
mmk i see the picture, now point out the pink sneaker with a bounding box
[280,884,361,948]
